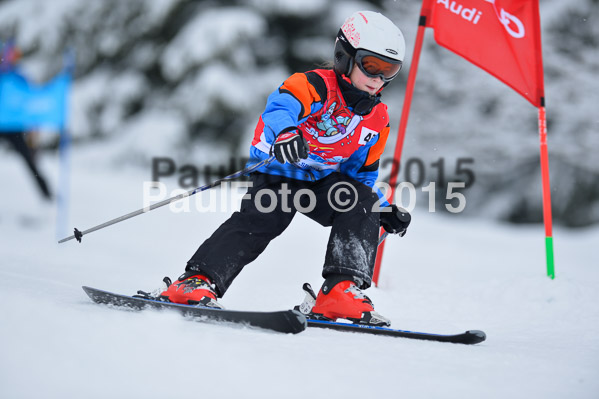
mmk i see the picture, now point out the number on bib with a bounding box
[359,127,379,145]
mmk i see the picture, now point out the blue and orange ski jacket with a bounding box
[248,69,391,206]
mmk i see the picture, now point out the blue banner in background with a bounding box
[0,40,75,240]
[0,69,71,132]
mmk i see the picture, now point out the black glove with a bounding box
[380,204,411,237]
[271,129,309,164]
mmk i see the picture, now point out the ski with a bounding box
[294,283,485,344]
[306,318,486,344]
[82,286,307,334]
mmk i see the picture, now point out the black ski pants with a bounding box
[186,172,381,297]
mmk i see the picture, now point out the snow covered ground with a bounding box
[1,144,598,399]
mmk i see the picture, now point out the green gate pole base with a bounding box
[546,236,555,279]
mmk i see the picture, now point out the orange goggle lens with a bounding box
[356,52,402,82]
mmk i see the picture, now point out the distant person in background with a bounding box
[0,42,52,200]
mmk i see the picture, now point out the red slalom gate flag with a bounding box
[423,0,544,106]
[423,0,554,278]
[373,0,555,285]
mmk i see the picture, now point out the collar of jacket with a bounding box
[335,72,382,116]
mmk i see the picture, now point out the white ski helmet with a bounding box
[334,11,406,82]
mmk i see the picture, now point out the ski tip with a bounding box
[465,330,487,344]
[82,285,102,294]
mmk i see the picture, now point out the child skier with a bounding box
[159,11,411,326]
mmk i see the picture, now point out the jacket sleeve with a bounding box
[260,72,326,145]
[340,124,391,207]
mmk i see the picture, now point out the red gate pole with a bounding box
[373,11,430,286]
[537,102,555,279]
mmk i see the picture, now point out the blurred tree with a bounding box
[1,0,597,226]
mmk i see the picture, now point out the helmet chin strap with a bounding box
[378,81,389,93]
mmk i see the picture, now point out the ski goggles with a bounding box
[354,49,402,82]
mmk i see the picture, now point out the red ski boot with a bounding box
[159,272,223,308]
[309,276,390,326]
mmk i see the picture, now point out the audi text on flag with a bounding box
[422,0,545,107]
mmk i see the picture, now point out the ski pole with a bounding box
[378,231,389,246]
[58,156,276,244]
